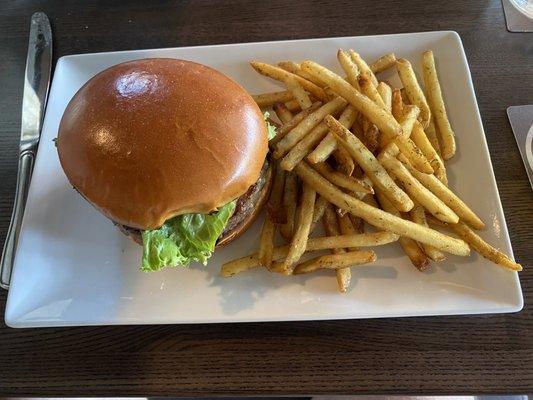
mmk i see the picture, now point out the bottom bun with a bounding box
[116,159,273,248]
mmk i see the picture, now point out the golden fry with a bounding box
[253,91,293,108]
[410,121,448,186]
[377,82,392,113]
[250,60,328,101]
[312,161,373,194]
[378,152,458,223]
[370,53,397,74]
[400,104,420,138]
[280,172,299,241]
[284,75,313,109]
[300,61,402,139]
[452,222,522,271]
[410,204,446,262]
[359,73,387,109]
[401,158,485,229]
[280,123,329,171]
[422,50,455,159]
[396,58,431,128]
[273,102,294,124]
[266,165,287,224]
[278,183,316,273]
[309,195,329,233]
[274,97,347,158]
[272,101,322,145]
[293,250,377,274]
[294,162,470,256]
[325,115,413,212]
[258,217,276,268]
[220,231,399,277]
[337,49,361,89]
[349,50,378,86]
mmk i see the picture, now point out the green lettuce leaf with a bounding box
[264,111,277,141]
[141,201,236,271]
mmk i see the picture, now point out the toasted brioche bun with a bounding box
[57,58,268,230]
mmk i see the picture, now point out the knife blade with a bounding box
[1,12,52,289]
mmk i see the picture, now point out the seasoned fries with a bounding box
[349,50,378,87]
[250,61,328,101]
[274,97,346,158]
[223,47,522,292]
[253,91,294,108]
[422,50,456,159]
[294,162,470,256]
[293,250,376,274]
[277,184,316,274]
[370,53,397,74]
[325,115,413,212]
[300,61,402,138]
[284,76,313,109]
[396,58,431,128]
[280,172,298,241]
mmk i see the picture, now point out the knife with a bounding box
[0,12,52,289]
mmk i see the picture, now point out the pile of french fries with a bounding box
[221,49,522,292]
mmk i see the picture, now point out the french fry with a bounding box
[293,250,377,274]
[410,121,448,186]
[274,97,347,158]
[377,82,392,113]
[349,50,378,86]
[362,123,380,154]
[337,49,361,89]
[395,135,434,174]
[338,213,363,251]
[250,61,328,101]
[375,190,430,271]
[220,231,399,277]
[391,89,404,121]
[452,222,522,271]
[307,106,358,163]
[359,73,387,109]
[273,102,294,124]
[294,162,470,256]
[422,50,455,159]
[325,115,413,212]
[323,203,349,291]
[378,152,458,223]
[272,101,322,145]
[400,158,485,229]
[300,61,402,139]
[284,75,313,109]
[280,172,299,241]
[309,195,329,233]
[285,99,302,112]
[370,53,397,74]
[425,117,442,156]
[312,161,373,193]
[333,145,355,176]
[258,217,276,268]
[399,104,420,138]
[410,204,446,262]
[278,183,316,273]
[280,122,330,171]
[266,165,287,223]
[253,91,294,108]
[396,58,431,128]
[277,60,328,88]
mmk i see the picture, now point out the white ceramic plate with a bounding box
[5,31,523,328]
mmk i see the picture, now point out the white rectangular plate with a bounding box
[5,31,523,327]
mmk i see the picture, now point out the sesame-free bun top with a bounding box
[57,58,268,230]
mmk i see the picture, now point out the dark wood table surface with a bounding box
[0,0,532,396]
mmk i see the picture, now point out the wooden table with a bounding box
[0,0,532,396]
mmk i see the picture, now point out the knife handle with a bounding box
[1,151,34,289]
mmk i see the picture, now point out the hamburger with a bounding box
[57,58,275,271]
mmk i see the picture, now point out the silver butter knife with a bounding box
[1,12,52,289]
